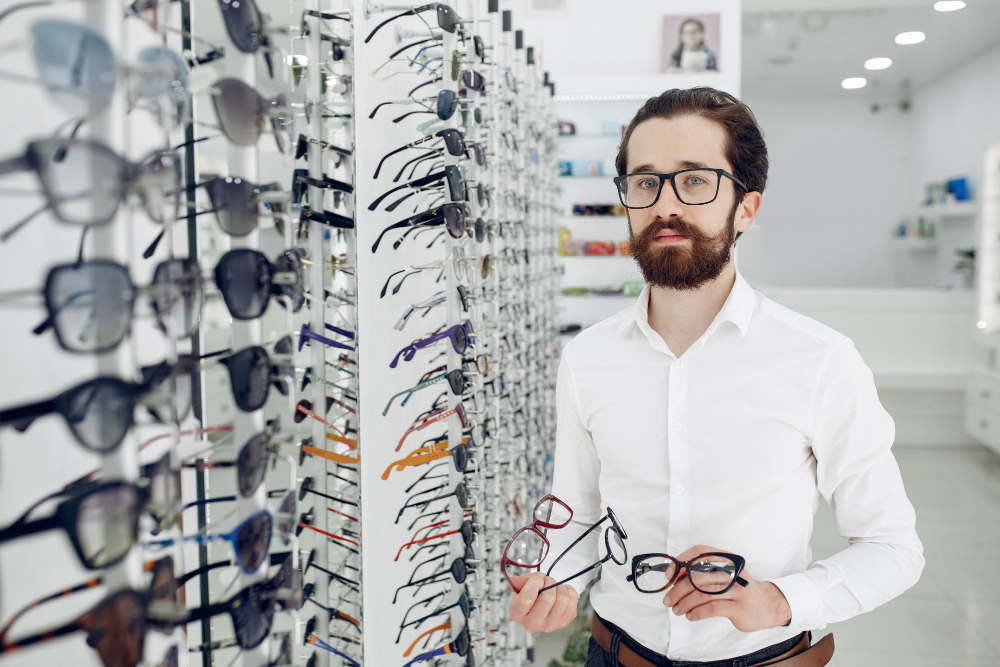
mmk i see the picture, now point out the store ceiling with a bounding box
[742,1,1000,99]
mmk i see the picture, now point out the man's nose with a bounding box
[651,177,685,220]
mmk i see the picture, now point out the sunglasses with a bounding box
[393,554,470,603]
[372,203,475,253]
[390,320,475,368]
[210,78,291,153]
[396,481,470,525]
[0,365,191,451]
[374,129,465,179]
[207,335,295,412]
[0,480,142,569]
[148,510,273,574]
[370,89,459,124]
[383,368,470,415]
[364,2,460,44]
[369,164,466,211]
[402,626,470,667]
[0,138,180,241]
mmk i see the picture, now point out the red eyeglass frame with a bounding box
[500,494,573,593]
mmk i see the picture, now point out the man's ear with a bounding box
[735,191,762,234]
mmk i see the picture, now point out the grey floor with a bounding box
[532,445,1000,666]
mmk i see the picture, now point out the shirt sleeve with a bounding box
[770,341,924,633]
[539,342,604,595]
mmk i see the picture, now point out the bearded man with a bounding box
[507,87,923,667]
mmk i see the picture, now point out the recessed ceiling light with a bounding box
[934,1,966,11]
[842,77,867,89]
[865,57,892,70]
[895,31,926,45]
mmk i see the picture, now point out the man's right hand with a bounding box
[507,573,579,633]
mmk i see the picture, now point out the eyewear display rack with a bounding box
[0,0,558,666]
[353,0,559,665]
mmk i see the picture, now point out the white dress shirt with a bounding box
[543,272,923,661]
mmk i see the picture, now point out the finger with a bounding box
[686,598,741,622]
[554,586,579,629]
[508,573,544,622]
[540,585,571,632]
[521,575,560,630]
[672,589,716,616]
[663,576,695,608]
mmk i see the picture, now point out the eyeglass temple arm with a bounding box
[0,513,60,545]
[369,169,445,210]
[175,559,232,587]
[0,397,57,431]
[374,143,411,179]
[372,219,415,253]
[308,634,361,666]
[543,514,608,580]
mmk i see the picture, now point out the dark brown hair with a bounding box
[615,87,769,206]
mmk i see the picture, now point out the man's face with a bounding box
[624,115,750,290]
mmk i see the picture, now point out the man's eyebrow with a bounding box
[629,160,710,175]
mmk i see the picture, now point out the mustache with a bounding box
[632,217,711,243]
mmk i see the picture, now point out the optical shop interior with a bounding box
[1,0,1000,665]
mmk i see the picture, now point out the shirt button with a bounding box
[675,360,683,369]
[671,544,681,553]
[672,422,681,431]
[675,485,685,494]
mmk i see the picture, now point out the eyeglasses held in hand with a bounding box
[501,494,573,592]
[537,506,628,593]
[613,169,747,209]
[0,138,180,241]
[627,551,749,595]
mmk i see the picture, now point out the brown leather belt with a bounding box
[591,614,835,667]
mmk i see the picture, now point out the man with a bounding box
[507,88,923,667]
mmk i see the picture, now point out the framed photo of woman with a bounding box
[662,14,721,73]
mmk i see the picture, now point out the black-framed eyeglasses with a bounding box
[369,164,466,211]
[539,507,628,593]
[613,169,747,209]
[626,551,749,595]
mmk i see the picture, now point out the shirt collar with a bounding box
[616,271,756,340]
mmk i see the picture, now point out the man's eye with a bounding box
[685,176,705,186]
[636,178,658,190]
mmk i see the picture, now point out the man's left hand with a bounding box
[663,544,792,633]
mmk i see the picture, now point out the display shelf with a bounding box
[919,200,977,220]
[558,133,622,139]
[891,236,939,252]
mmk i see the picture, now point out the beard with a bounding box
[628,211,736,290]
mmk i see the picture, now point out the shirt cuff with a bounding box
[545,552,597,596]
[768,573,824,633]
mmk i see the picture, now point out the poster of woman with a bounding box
[662,14,721,73]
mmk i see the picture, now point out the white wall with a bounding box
[736,95,912,288]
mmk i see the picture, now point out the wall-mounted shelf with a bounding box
[558,133,622,139]
[891,236,938,252]
[559,174,611,179]
[919,200,977,220]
